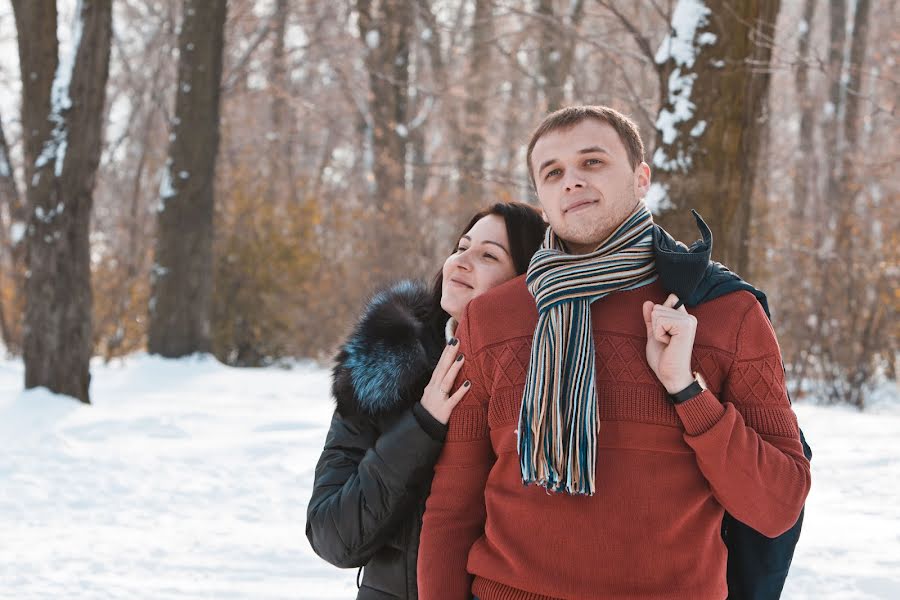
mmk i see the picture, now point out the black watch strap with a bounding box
[669,379,704,405]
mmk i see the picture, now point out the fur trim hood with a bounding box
[332,280,444,417]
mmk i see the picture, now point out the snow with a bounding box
[653,0,717,166]
[0,355,897,598]
[654,0,713,67]
[644,182,674,215]
[690,120,707,137]
[159,166,177,202]
[34,0,85,179]
[10,222,26,245]
[0,146,10,177]
[365,30,380,50]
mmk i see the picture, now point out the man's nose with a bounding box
[563,173,586,191]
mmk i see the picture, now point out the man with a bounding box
[417,106,811,600]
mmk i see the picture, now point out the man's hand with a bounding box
[642,294,697,394]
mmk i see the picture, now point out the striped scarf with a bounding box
[518,204,658,495]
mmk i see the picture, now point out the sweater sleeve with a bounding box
[418,314,494,600]
[305,406,445,568]
[674,298,811,538]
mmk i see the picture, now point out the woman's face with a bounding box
[441,214,517,321]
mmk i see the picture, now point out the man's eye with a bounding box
[585,158,603,166]
[545,168,561,179]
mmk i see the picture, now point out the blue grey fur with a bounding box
[332,279,439,417]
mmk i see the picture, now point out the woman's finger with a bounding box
[428,338,459,384]
[445,379,471,410]
[439,352,465,393]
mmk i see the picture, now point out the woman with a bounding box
[306,202,546,599]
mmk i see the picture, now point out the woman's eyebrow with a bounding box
[482,240,510,256]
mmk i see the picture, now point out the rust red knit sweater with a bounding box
[417,277,811,600]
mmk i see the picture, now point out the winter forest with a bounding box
[0,1,898,598]
[0,0,896,407]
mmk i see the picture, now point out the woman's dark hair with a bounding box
[428,202,547,326]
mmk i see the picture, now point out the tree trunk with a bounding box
[824,0,848,207]
[356,0,413,283]
[651,0,781,276]
[456,0,493,209]
[0,113,27,354]
[536,0,584,113]
[148,0,227,357]
[268,0,295,205]
[792,0,817,220]
[13,0,113,403]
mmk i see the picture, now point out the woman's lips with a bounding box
[449,278,473,289]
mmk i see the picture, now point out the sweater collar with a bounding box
[445,317,458,343]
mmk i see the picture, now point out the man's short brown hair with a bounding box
[526,105,646,189]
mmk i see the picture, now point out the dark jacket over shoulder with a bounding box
[306,280,448,600]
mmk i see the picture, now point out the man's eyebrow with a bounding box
[578,146,609,155]
[538,146,610,174]
[538,158,558,175]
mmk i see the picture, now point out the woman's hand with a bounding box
[420,338,470,425]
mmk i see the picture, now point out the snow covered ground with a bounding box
[0,354,897,599]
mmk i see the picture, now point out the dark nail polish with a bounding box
[464,380,470,387]
[456,354,464,362]
[450,337,458,346]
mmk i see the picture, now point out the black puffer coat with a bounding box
[306,280,448,599]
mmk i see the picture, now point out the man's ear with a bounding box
[635,162,651,198]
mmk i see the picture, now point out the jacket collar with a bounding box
[652,210,770,317]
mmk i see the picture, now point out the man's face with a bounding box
[530,119,650,254]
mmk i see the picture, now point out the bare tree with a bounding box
[13,0,113,403]
[148,0,227,357]
[456,0,494,206]
[536,0,585,112]
[0,112,26,354]
[268,0,294,205]
[650,0,781,276]
[791,0,816,220]
[355,0,414,283]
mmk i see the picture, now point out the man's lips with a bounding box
[564,199,598,214]
[449,277,473,289]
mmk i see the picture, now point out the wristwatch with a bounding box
[668,372,707,405]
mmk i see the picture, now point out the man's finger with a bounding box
[642,301,655,335]
[652,315,672,344]
[662,294,680,309]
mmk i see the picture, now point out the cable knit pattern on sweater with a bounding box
[418,276,811,600]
